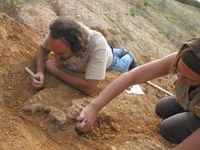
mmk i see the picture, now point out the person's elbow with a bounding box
[81,87,96,95]
[80,81,98,95]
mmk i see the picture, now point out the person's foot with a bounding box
[123,49,138,70]
[128,53,137,70]
[129,60,137,70]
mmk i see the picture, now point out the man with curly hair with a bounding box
[31,17,136,95]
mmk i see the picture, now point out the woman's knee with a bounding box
[155,96,174,117]
[160,113,193,144]
[160,118,183,144]
[155,96,184,118]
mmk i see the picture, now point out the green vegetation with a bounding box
[163,13,179,24]
[130,6,138,17]
[143,0,150,6]
[0,0,23,17]
[129,0,200,46]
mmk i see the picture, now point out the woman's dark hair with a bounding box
[49,17,87,57]
[172,37,200,75]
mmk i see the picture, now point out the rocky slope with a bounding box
[1,0,199,149]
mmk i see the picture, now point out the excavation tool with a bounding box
[146,81,173,96]
[25,67,36,78]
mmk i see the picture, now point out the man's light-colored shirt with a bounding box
[42,25,113,80]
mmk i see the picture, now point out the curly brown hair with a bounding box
[49,17,88,57]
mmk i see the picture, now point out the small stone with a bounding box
[66,104,82,119]
[22,103,44,114]
[49,108,66,125]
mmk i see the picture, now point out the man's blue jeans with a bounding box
[108,48,134,73]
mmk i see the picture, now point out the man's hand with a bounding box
[32,71,44,89]
[76,103,99,133]
[45,59,60,76]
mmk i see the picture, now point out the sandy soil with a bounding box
[0,12,176,150]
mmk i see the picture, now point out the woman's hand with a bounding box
[76,103,99,133]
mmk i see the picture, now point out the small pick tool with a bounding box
[25,67,36,79]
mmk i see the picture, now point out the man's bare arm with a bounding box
[36,46,49,73]
[56,70,99,95]
[45,59,99,95]
[31,46,49,89]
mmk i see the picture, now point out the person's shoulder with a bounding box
[87,35,108,52]
[40,33,51,52]
[163,52,177,61]
[83,25,108,52]
[89,30,105,41]
[89,30,107,45]
[83,25,105,40]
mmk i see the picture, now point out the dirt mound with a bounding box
[0,13,59,150]
[0,13,176,150]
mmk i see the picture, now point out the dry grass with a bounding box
[134,0,200,46]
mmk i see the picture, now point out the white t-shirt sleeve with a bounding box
[85,35,108,80]
[85,48,107,80]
